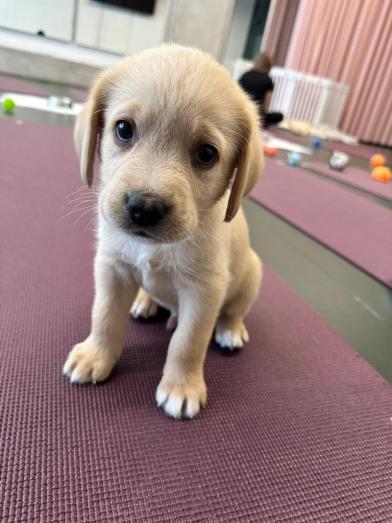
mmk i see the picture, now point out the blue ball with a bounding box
[312,136,322,148]
[287,152,301,166]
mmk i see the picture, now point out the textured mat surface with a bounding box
[69,87,88,102]
[302,160,392,202]
[1,119,392,522]
[0,74,88,102]
[251,157,392,288]
[0,74,46,97]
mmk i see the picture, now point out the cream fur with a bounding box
[63,44,263,419]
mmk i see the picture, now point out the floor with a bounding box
[2,75,391,382]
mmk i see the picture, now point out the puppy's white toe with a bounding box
[156,378,206,420]
[130,295,158,319]
[215,322,249,350]
[155,386,168,407]
[164,394,184,419]
[184,397,200,419]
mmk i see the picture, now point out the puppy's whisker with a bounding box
[60,199,97,214]
[74,207,96,226]
[65,186,96,198]
[83,214,97,232]
[208,121,250,144]
[61,204,96,220]
[64,189,98,201]
[214,126,249,144]
[62,195,97,209]
[63,194,97,204]
[65,188,98,201]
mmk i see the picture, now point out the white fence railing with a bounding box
[232,60,349,129]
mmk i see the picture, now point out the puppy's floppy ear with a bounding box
[224,111,263,222]
[74,69,116,187]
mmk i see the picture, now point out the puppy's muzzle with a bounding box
[125,191,168,227]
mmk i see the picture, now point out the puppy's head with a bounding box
[75,45,262,242]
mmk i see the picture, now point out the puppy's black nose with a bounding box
[125,192,168,227]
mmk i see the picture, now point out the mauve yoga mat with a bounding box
[0,74,46,97]
[0,74,88,102]
[1,118,392,522]
[251,158,392,288]
[303,160,392,202]
[69,87,88,102]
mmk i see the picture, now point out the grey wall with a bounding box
[165,0,235,60]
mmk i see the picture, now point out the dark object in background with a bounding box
[239,69,283,128]
[239,69,273,108]
[263,111,283,127]
[93,0,155,15]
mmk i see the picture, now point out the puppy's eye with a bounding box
[115,120,133,142]
[195,144,218,167]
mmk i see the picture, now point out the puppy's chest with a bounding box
[118,241,179,302]
[135,257,171,294]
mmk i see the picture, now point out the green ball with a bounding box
[2,97,15,112]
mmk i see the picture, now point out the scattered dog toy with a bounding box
[1,97,15,113]
[369,154,386,168]
[262,145,278,156]
[287,151,301,166]
[47,96,73,109]
[371,166,391,183]
[329,151,350,171]
[311,136,322,149]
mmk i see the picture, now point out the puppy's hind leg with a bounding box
[215,250,262,351]
[130,287,159,319]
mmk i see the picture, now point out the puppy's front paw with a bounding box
[130,291,159,319]
[63,341,118,384]
[156,376,207,419]
[215,320,249,350]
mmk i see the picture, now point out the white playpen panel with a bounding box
[232,60,349,128]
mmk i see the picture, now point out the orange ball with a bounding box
[369,154,386,168]
[263,145,278,156]
[371,166,391,183]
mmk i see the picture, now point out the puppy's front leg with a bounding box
[156,282,224,419]
[63,255,137,384]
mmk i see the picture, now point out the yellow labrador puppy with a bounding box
[64,44,263,419]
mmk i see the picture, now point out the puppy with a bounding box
[63,44,263,419]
